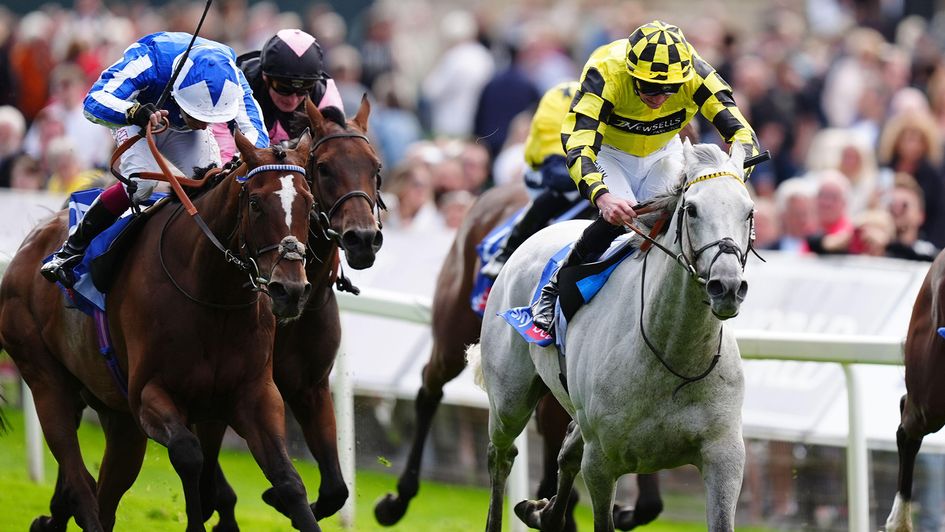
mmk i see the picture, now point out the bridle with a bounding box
[625,171,758,285]
[307,132,386,246]
[159,162,310,309]
[628,169,758,397]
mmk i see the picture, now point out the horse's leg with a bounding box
[374,336,469,525]
[230,383,319,532]
[96,410,147,532]
[582,443,618,532]
[137,382,208,532]
[700,437,746,532]
[886,394,925,532]
[273,303,348,521]
[536,395,579,532]
[194,422,239,532]
[22,376,102,532]
[282,381,348,520]
[515,420,584,532]
[614,473,664,530]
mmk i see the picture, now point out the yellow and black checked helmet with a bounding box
[626,21,694,84]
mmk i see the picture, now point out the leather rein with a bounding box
[111,123,308,308]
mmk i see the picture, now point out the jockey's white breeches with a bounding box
[596,135,684,205]
[112,125,222,203]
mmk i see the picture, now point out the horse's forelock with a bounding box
[319,106,348,129]
[687,143,732,178]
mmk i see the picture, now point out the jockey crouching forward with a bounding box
[530,20,761,333]
[40,31,269,287]
[480,80,584,279]
[212,28,344,159]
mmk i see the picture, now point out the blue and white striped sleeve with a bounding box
[233,67,269,148]
[83,42,155,128]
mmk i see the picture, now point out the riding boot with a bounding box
[481,191,573,279]
[531,217,626,333]
[40,197,122,287]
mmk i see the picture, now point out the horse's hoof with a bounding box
[30,516,62,532]
[311,488,348,520]
[262,487,292,518]
[211,520,240,532]
[514,498,551,529]
[374,493,408,526]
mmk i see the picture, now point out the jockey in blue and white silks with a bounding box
[41,31,269,288]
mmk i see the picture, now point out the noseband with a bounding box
[308,132,386,241]
[674,172,753,285]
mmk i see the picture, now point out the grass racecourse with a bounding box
[0,408,779,531]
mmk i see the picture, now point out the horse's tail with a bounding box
[465,343,486,391]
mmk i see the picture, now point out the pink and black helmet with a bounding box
[260,29,325,81]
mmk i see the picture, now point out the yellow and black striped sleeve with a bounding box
[691,54,761,172]
[562,67,614,204]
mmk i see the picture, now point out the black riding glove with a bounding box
[127,102,158,129]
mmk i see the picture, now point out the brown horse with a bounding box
[202,97,384,526]
[886,250,945,531]
[373,184,663,531]
[0,130,320,531]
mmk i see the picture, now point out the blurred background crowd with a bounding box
[1,0,945,262]
[2,1,945,530]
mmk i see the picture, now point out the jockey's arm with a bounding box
[690,54,761,177]
[230,68,269,149]
[83,42,157,128]
[562,68,613,206]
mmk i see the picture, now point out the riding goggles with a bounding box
[635,79,682,96]
[269,77,316,96]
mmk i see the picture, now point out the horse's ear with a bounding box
[353,93,371,132]
[305,97,328,137]
[234,129,257,164]
[682,137,697,169]
[295,128,312,159]
[729,142,746,172]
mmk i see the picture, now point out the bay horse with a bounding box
[470,141,753,532]
[373,183,663,530]
[202,97,384,526]
[886,249,945,531]
[0,129,320,531]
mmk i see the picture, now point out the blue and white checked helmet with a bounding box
[171,44,243,123]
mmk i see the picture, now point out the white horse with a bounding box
[469,140,754,532]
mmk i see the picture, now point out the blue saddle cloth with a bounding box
[45,188,166,316]
[499,236,637,349]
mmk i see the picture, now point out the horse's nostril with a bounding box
[706,280,725,298]
[268,282,287,300]
[341,230,361,250]
[373,231,384,250]
[302,283,312,301]
[737,281,748,300]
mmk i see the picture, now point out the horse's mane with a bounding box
[626,143,731,249]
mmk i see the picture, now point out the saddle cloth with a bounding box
[46,188,167,315]
[470,200,591,317]
[499,235,637,352]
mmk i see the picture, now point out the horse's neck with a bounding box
[635,220,719,361]
[306,232,338,287]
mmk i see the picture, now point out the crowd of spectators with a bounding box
[1,0,945,256]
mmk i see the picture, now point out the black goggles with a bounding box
[635,79,682,96]
[269,77,316,96]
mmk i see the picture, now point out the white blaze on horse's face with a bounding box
[277,174,297,230]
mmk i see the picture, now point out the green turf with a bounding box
[0,407,777,531]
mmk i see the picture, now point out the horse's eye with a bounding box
[249,196,262,212]
[686,204,698,218]
[316,163,329,175]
